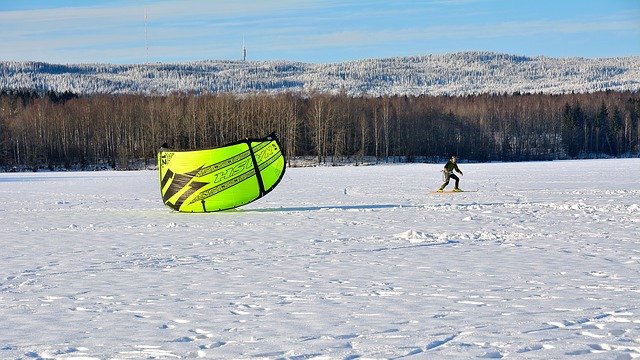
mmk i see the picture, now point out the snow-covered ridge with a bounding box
[1,51,639,96]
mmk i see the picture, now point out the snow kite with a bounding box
[158,133,286,212]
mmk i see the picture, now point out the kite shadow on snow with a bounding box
[235,204,418,213]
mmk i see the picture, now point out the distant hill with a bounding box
[1,52,639,96]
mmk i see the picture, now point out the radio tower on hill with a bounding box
[144,8,149,64]
[242,37,247,61]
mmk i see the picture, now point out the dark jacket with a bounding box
[444,160,462,175]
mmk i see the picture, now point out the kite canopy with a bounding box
[158,133,286,212]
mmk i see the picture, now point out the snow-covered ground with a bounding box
[1,159,639,359]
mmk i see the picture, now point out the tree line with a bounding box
[0,89,638,170]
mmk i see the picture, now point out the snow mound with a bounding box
[394,230,446,244]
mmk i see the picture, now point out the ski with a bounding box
[431,189,477,194]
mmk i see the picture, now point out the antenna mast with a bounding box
[145,9,149,63]
[242,37,246,61]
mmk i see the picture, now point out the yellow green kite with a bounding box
[158,133,286,212]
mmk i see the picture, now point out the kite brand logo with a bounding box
[255,143,278,162]
[212,158,253,184]
[161,152,174,166]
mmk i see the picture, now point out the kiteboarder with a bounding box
[437,155,463,192]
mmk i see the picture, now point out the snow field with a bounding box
[0,159,639,359]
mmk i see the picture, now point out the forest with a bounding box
[0,89,638,170]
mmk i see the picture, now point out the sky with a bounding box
[1,0,639,64]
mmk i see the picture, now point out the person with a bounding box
[437,155,463,192]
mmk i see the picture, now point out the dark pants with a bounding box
[440,172,459,190]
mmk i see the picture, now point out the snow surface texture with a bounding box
[2,52,639,96]
[1,159,639,359]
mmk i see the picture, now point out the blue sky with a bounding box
[1,0,638,64]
